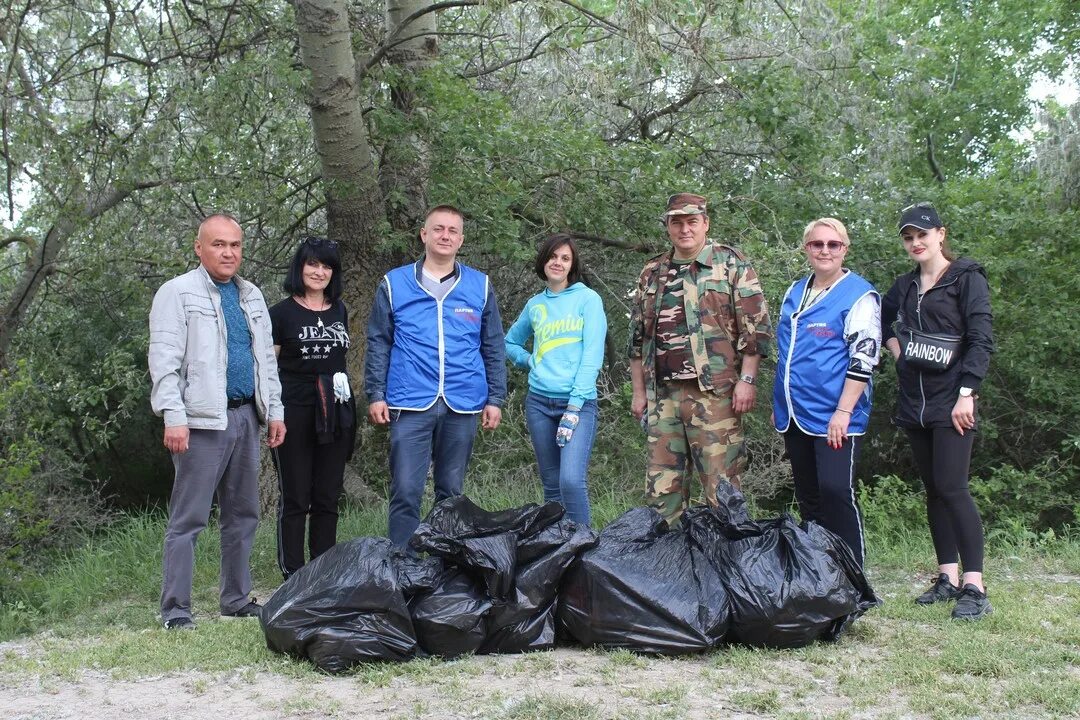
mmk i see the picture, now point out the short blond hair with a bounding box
[802,217,850,246]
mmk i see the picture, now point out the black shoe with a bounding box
[915,573,962,605]
[222,600,262,619]
[164,616,196,631]
[952,584,993,620]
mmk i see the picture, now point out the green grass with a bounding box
[1,462,1079,719]
[730,688,782,714]
[497,694,602,720]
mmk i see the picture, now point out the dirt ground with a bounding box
[4,570,1077,719]
[0,644,873,720]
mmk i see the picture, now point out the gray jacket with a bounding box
[149,265,284,430]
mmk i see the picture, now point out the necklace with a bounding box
[297,295,327,328]
[803,270,841,309]
[918,262,950,297]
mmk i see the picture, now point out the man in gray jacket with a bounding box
[149,213,286,630]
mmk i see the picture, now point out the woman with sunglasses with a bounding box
[881,204,994,619]
[505,234,607,526]
[773,218,880,567]
[269,236,355,580]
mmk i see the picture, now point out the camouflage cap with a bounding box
[664,193,707,217]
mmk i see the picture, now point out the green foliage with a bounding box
[3,0,1079,593]
[0,362,113,597]
[858,474,928,546]
[974,451,1080,537]
[0,443,50,576]
[1036,101,1080,209]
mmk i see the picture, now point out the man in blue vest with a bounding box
[365,205,507,547]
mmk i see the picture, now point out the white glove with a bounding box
[332,372,352,403]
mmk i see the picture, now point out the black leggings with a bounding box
[783,428,866,567]
[271,402,351,578]
[906,427,984,573]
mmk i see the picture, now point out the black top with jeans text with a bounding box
[269,297,352,578]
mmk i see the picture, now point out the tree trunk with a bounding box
[380,0,439,234]
[294,0,416,502]
[295,0,392,381]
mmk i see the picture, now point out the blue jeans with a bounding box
[524,392,597,526]
[388,398,479,547]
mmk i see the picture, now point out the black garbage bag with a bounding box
[480,519,598,654]
[411,496,564,599]
[395,553,444,597]
[409,565,493,658]
[686,507,879,649]
[408,496,597,656]
[260,537,417,672]
[557,507,730,654]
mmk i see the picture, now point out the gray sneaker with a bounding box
[221,600,262,619]
[951,584,993,620]
[164,616,196,630]
[915,573,961,605]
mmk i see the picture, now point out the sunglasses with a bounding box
[901,201,936,213]
[304,236,339,249]
[805,240,845,253]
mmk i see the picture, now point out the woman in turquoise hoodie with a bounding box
[505,234,607,525]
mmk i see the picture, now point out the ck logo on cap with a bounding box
[921,215,932,221]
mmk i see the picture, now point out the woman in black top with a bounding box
[881,204,994,620]
[270,237,354,579]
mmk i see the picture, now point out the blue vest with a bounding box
[773,271,876,436]
[385,262,489,412]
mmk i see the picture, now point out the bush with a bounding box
[0,363,114,595]
[858,474,928,545]
[971,443,1080,533]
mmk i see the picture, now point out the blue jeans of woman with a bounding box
[524,392,598,526]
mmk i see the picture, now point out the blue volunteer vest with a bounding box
[385,262,489,412]
[774,271,876,436]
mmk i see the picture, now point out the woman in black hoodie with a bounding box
[882,203,994,620]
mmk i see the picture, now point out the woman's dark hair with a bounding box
[283,236,344,302]
[534,233,583,285]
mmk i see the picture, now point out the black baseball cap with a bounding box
[898,203,943,234]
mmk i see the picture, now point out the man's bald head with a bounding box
[195,214,244,282]
[197,213,242,242]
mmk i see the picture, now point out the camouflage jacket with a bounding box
[629,241,773,402]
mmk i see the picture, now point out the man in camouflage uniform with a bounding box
[629,193,773,522]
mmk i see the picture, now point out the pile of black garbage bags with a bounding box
[261,491,878,672]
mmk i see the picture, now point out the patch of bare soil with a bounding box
[0,641,902,720]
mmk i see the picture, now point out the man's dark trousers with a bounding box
[160,404,260,623]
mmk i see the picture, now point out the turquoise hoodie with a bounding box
[505,282,607,409]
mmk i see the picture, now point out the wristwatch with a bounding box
[959,387,974,398]
[740,374,755,385]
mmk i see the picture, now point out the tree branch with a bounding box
[554,0,625,34]
[359,0,484,77]
[0,177,171,367]
[1,235,33,251]
[567,231,655,254]
[614,77,710,142]
[460,23,566,79]
[926,133,945,183]
[636,78,708,140]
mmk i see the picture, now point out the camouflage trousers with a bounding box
[645,379,745,523]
